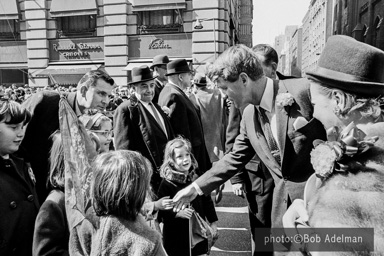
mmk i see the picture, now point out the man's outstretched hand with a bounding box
[172,184,198,212]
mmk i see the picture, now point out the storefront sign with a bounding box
[148,38,171,49]
[129,33,192,58]
[49,38,104,61]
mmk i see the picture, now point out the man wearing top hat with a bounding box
[158,59,211,176]
[151,54,170,104]
[114,65,174,192]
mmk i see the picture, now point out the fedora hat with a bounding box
[150,55,170,69]
[129,65,156,85]
[193,73,207,87]
[166,59,191,76]
[306,35,384,97]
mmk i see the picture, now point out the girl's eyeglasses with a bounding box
[90,130,113,137]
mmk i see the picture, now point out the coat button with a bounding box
[9,201,17,209]
[27,195,34,202]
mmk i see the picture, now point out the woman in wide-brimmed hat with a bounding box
[283,35,384,255]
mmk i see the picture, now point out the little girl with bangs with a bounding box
[158,136,218,256]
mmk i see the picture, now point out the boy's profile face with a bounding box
[0,119,26,157]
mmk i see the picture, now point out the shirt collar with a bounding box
[259,77,274,114]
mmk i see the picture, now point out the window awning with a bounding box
[50,0,98,18]
[35,64,102,86]
[0,63,27,69]
[130,0,186,11]
[0,0,19,20]
[124,58,192,71]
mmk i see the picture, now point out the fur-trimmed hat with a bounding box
[129,65,156,85]
[166,59,191,76]
[306,35,384,97]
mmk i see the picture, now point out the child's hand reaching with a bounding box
[175,207,194,219]
[154,196,175,211]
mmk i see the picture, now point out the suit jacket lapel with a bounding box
[275,80,289,165]
[248,105,282,178]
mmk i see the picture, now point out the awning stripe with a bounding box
[50,0,97,18]
[0,0,19,20]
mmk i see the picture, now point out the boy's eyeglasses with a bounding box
[90,130,113,137]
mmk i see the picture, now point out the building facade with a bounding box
[334,0,384,51]
[238,0,253,47]
[289,27,303,77]
[301,0,334,76]
[0,0,249,87]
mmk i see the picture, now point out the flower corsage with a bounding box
[276,92,295,107]
[310,122,378,179]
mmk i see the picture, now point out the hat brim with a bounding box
[306,71,384,97]
[165,71,191,76]
[128,76,157,85]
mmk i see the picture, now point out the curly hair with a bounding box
[207,44,264,83]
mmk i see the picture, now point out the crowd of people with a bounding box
[1,34,384,256]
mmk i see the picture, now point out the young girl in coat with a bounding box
[0,97,39,256]
[158,137,218,256]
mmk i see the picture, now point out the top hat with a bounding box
[129,65,156,85]
[193,73,207,87]
[166,59,191,76]
[306,35,384,97]
[150,55,170,69]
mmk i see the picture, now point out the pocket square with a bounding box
[293,117,308,131]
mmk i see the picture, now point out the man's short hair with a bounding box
[207,44,264,83]
[77,69,115,90]
[252,44,279,66]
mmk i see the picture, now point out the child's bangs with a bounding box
[1,101,31,125]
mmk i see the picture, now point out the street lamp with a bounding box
[194,18,217,60]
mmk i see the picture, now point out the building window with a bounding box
[0,20,19,40]
[138,9,183,34]
[56,15,96,38]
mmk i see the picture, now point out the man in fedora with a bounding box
[114,65,174,192]
[172,45,326,235]
[151,54,170,104]
[158,59,211,176]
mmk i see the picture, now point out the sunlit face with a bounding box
[216,77,246,109]
[91,120,113,153]
[133,80,155,103]
[174,146,191,173]
[310,82,344,130]
[0,120,26,157]
[180,72,192,89]
[81,79,114,111]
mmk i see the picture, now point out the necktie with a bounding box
[258,107,281,165]
[149,102,167,137]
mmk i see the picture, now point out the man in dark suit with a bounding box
[173,45,326,232]
[227,44,292,255]
[114,65,174,192]
[150,54,169,104]
[20,70,115,204]
[158,59,211,175]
